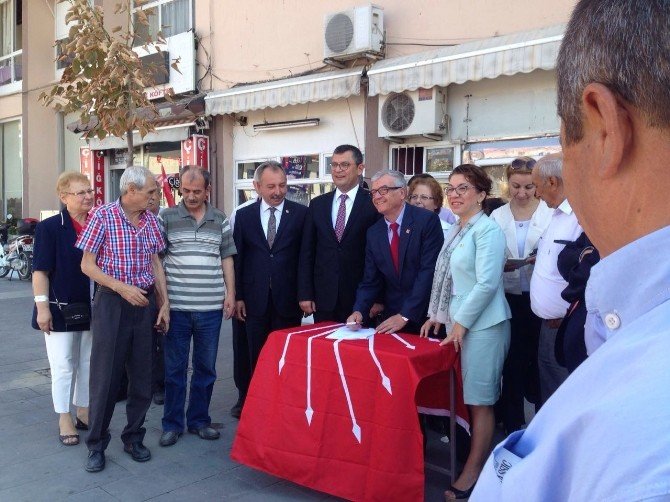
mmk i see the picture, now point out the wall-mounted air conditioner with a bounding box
[323,5,384,61]
[378,88,446,138]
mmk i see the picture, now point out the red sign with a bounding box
[80,147,106,207]
[181,134,209,170]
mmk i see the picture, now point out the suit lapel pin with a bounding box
[405,228,411,234]
[285,209,290,214]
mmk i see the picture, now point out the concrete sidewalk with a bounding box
[0,277,453,501]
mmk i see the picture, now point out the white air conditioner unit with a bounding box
[324,5,384,61]
[378,88,446,138]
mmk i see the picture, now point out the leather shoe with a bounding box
[153,390,165,405]
[159,431,181,447]
[188,425,220,440]
[123,441,151,462]
[85,450,105,472]
[230,400,243,419]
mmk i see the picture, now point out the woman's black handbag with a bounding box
[52,289,90,326]
[59,302,91,325]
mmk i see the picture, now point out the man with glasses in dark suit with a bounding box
[298,145,380,323]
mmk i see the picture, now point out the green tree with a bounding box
[40,0,179,166]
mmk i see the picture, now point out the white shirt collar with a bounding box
[260,198,285,213]
[334,184,360,201]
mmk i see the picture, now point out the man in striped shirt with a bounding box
[158,166,237,447]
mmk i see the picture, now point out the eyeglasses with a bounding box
[444,184,472,196]
[64,189,94,197]
[370,186,403,197]
[510,158,537,170]
[330,162,355,172]
[409,194,434,202]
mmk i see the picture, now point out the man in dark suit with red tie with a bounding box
[347,170,444,334]
[233,161,308,371]
[298,145,381,323]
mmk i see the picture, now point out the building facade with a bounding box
[0,0,576,219]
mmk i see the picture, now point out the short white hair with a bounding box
[370,169,407,188]
[535,155,563,181]
[120,166,154,195]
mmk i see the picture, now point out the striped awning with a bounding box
[205,68,362,116]
[367,24,565,96]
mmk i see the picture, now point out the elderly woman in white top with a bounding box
[489,157,552,434]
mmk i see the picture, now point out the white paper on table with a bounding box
[326,327,377,340]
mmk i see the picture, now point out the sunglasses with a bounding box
[510,158,537,170]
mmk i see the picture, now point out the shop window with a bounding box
[0,120,22,219]
[390,145,456,177]
[0,0,22,87]
[132,0,191,47]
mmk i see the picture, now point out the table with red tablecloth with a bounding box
[231,322,469,501]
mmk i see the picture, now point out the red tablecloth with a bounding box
[231,322,469,501]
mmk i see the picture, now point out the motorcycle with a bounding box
[0,215,37,281]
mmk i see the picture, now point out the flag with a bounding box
[158,164,176,207]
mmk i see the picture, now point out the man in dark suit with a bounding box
[234,161,308,371]
[347,170,444,334]
[298,145,381,323]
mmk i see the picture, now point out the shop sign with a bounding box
[181,134,209,169]
[80,147,106,206]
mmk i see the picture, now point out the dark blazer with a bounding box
[233,199,308,318]
[353,203,444,324]
[298,188,380,313]
[31,208,91,332]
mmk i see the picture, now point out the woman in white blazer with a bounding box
[421,165,511,500]
[489,157,552,435]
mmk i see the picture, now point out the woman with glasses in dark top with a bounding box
[489,157,552,434]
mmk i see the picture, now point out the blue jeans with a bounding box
[162,309,223,432]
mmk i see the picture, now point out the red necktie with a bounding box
[390,222,400,273]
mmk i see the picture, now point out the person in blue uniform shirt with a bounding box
[471,1,670,500]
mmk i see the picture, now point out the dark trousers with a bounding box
[162,310,223,432]
[313,295,352,324]
[151,327,165,393]
[246,291,301,374]
[498,292,541,433]
[86,289,154,451]
[232,318,251,402]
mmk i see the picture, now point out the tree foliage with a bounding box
[39,0,179,163]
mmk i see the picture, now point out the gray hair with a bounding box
[535,154,563,181]
[181,165,211,188]
[120,165,154,195]
[371,169,407,188]
[557,0,670,144]
[253,160,285,183]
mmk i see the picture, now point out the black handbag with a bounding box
[52,289,90,326]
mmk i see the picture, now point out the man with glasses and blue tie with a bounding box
[298,145,380,323]
[347,169,444,334]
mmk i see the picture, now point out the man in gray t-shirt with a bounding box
[158,166,236,447]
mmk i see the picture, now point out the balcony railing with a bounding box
[0,50,22,87]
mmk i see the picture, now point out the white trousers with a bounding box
[43,330,92,413]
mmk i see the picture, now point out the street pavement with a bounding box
[0,276,454,501]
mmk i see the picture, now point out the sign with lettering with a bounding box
[181,134,209,170]
[80,147,106,206]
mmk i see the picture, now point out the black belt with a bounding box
[97,284,155,296]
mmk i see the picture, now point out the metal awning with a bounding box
[205,68,362,116]
[67,94,205,149]
[367,24,565,96]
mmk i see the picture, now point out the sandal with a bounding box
[59,434,80,446]
[75,417,89,430]
[444,483,475,500]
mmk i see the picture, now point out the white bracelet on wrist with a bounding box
[34,295,49,303]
